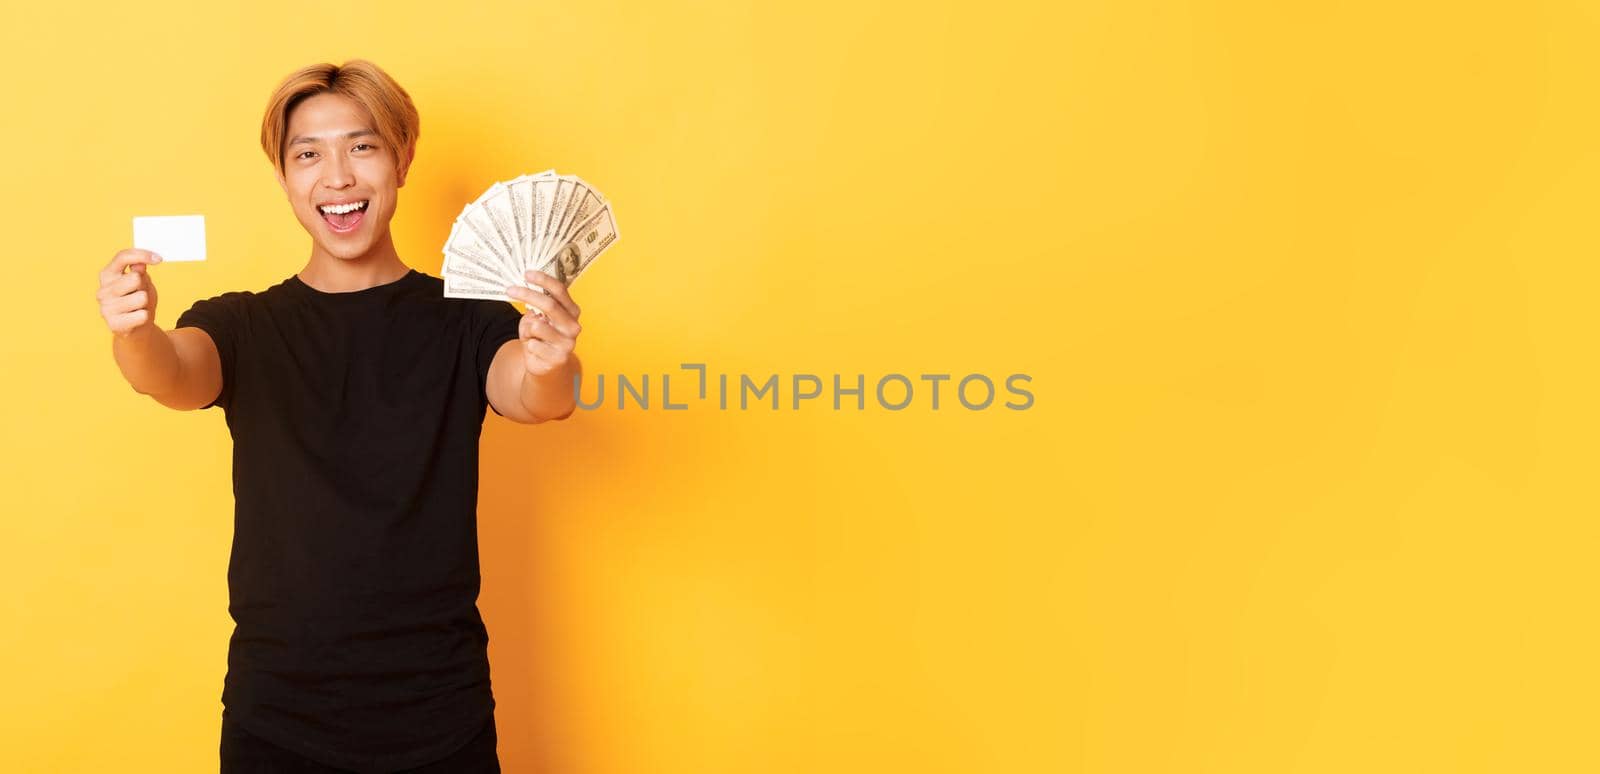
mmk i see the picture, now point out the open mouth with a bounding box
[318,200,369,234]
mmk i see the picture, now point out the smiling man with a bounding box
[95,59,583,773]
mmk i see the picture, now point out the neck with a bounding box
[298,228,409,292]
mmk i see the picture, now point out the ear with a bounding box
[396,147,413,188]
[275,167,288,197]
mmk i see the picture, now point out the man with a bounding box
[95,59,583,772]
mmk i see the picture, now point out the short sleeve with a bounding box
[175,291,248,411]
[473,299,525,416]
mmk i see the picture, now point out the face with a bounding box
[276,92,410,263]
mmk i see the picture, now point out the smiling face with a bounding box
[275,92,411,263]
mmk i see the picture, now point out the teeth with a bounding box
[319,200,367,215]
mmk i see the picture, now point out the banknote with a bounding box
[443,220,510,282]
[441,171,620,302]
[543,179,606,267]
[529,176,562,268]
[542,180,575,267]
[539,203,618,286]
[472,183,523,277]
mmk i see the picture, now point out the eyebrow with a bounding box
[287,129,378,147]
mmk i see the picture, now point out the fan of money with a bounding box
[441,169,620,303]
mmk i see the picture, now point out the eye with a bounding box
[297,150,316,160]
[354,143,375,151]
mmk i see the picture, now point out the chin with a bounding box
[327,241,373,260]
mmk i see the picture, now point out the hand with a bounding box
[99,248,163,337]
[504,270,582,377]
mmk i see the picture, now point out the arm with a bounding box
[112,325,223,411]
[488,344,581,423]
[99,248,223,411]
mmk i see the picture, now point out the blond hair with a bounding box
[259,59,420,178]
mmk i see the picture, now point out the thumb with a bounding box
[131,253,163,274]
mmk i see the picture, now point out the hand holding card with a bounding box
[98,247,163,336]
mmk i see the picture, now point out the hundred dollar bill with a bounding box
[540,179,575,270]
[542,177,589,267]
[442,275,517,302]
[528,176,561,268]
[504,178,531,268]
[455,198,514,281]
[443,249,512,291]
[540,202,618,287]
[539,178,574,267]
[443,220,511,285]
[512,170,555,272]
[545,183,604,268]
[474,182,524,278]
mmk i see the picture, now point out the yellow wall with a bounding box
[2,1,1594,771]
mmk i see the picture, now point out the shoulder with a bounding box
[409,269,445,293]
[177,277,293,325]
[196,274,296,308]
[202,289,259,306]
[179,288,256,320]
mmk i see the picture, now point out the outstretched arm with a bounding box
[100,248,222,411]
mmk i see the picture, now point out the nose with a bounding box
[322,152,356,190]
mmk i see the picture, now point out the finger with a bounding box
[524,269,581,319]
[520,313,564,342]
[519,311,542,341]
[508,284,577,331]
[522,336,565,362]
[101,249,161,284]
[98,273,142,303]
[506,284,556,319]
[107,308,152,328]
[520,307,573,339]
[505,284,550,312]
[522,315,574,344]
[541,310,580,339]
[523,268,580,319]
[107,290,150,315]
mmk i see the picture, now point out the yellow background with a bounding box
[1,0,1593,771]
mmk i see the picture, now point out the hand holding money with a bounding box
[99,248,164,337]
[505,269,582,377]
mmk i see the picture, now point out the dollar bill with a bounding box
[473,182,523,278]
[442,249,510,291]
[455,202,509,275]
[442,275,517,302]
[441,170,619,301]
[513,170,555,272]
[540,179,574,269]
[527,177,560,269]
[504,178,531,268]
[545,183,604,268]
[540,202,618,286]
[443,220,511,284]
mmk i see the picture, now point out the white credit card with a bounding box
[132,214,206,261]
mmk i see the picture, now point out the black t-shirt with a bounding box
[174,267,523,772]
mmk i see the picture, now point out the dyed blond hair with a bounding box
[259,59,420,178]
